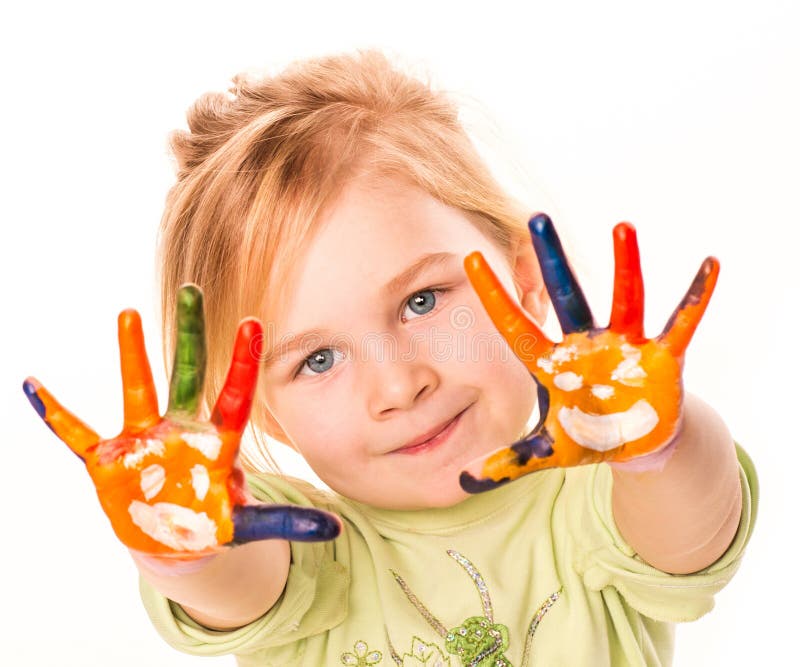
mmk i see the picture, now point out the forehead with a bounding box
[277,176,504,330]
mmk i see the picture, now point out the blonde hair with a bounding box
[158,49,532,473]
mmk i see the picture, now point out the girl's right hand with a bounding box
[23,284,341,558]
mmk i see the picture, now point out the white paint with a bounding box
[611,358,647,385]
[191,464,210,501]
[181,432,223,460]
[536,357,554,374]
[591,384,615,399]
[550,344,578,363]
[140,464,165,500]
[611,345,647,385]
[557,399,659,451]
[123,438,165,469]
[128,500,218,551]
[554,371,583,391]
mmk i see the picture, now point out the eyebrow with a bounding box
[382,251,459,296]
[262,251,460,368]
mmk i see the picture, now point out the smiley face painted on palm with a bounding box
[460,214,718,492]
[24,285,341,555]
[532,331,682,462]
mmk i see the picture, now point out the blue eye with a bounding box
[294,288,450,379]
[402,288,447,321]
[296,348,346,378]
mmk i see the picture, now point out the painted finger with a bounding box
[166,284,207,417]
[231,504,342,543]
[529,213,594,333]
[463,251,553,373]
[459,429,556,493]
[609,222,645,341]
[118,309,160,432]
[211,317,263,437]
[657,257,719,358]
[22,377,99,460]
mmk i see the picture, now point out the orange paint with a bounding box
[462,219,718,488]
[25,288,263,555]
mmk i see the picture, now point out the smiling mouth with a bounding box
[557,399,659,452]
[392,406,469,455]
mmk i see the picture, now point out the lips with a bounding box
[393,407,468,453]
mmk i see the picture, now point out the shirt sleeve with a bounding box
[568,442,758,623]
[138,474,350,661]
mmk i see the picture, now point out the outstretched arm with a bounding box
[131,536,291,630]
[461,214,743,574]
[24,285,340,629]
[610,392,742,574]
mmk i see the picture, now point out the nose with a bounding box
[364,335,440,418]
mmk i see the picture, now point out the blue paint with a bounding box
[460,471,510,493]
[231,504,341,544]
[511,429,555,465]
[522,380,550,438]
[661,260,708,338]
[23,380,46,418]
[529,213,594,333]
[22,380,56,434]
[459,422,554,495]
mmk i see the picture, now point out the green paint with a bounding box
[167,285,207,416]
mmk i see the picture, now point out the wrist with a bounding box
[129,548,220,577]
[609,401,685,474]
[608,426,681,473]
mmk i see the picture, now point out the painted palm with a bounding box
[24,285,340,555]
[461,214,718,492]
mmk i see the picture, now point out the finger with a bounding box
[231,504,342,543]
[529,213,594,333]
[22,377,99,460]
[118,310,160,432]
[463,251,553,373]
[459,429,556,493]
[166,284,206,417]
[211,317,263,436]
[657,257,720,358]
[608,222,645,341]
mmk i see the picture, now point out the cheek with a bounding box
[284,396,363,464]
[468,334,539,431]
[456,296,538,398]
[458,299,512,366]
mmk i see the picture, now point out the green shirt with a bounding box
[141,444,757,667]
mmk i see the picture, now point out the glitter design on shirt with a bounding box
[388,550,560,666]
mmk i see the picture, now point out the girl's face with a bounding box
[261,174,542,509]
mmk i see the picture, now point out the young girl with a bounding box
[25,50,757,666]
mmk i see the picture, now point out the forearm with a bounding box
[610,392,742,574]
[131,537,290,630]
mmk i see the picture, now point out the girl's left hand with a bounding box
[460,214,718,493]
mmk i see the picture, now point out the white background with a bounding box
[2,1,797,664]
